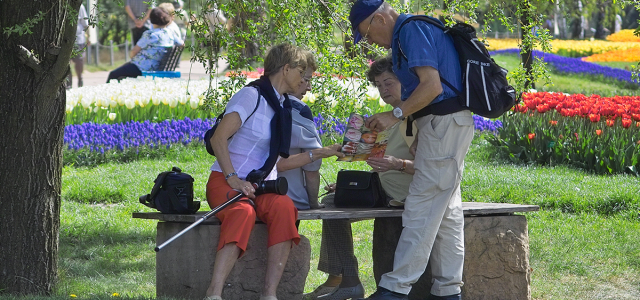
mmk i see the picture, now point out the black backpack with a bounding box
[397,16,517,119]
[204,87,260,156]
[139,167,200,214]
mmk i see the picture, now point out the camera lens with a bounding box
[254,177,288,195]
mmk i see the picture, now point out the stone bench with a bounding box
[133,202,539,300]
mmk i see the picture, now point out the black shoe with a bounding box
[427,293,461,300]
[357,287,408,300]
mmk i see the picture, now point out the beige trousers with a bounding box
[379,110,474,296]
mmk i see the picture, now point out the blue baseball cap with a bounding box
[349,0,384,44]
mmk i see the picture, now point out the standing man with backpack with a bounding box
[350,1,474,299]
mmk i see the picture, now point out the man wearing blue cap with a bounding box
[349,1,474,300]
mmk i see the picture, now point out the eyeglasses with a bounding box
[361,16,374,42]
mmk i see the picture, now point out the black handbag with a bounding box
[139,167,200,214]
[334,170,388,208]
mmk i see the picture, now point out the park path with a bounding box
[70,57,229,88]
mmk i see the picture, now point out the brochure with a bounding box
[337,113,390,162]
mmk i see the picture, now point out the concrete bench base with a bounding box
[137,203,538,300]
[156,222,310,300]
[373,215,531,300]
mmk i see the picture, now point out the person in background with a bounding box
[172,0,188,40]
[67,3,89,89]
[304,56,416,300]
[158,2,183,41]
[125,0,153,45]
[350,1,474,299]
[107,7,183,82]
[278,51,344,211]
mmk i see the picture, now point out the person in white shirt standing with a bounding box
[67,4,89,88]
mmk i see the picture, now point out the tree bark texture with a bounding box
[0,0,81,295]
[520,2,535,90]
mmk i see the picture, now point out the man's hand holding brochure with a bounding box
[337,113,391,162]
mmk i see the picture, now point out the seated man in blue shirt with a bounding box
[349,1,475,300]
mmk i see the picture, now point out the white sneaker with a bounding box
[203,296,222,300]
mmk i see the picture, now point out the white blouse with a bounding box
[210,86,284,181]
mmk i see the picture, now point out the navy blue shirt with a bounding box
[391,14,462,104]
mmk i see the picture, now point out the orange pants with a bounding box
[206,171,300,254]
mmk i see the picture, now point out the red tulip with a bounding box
[596,129,602,136]
[606,119,615,127]
[528,133,536,140]
[589,114,600,122]
[622,118,632,128]
[549,120,558,126]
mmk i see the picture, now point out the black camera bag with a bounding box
[334,170,388,208]
[140,167,200,214]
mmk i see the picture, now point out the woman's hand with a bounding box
[367,155,401,172]
[314,144,345,159]
[324,183,336,193]
[227,176,256,199]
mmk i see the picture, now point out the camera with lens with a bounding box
[246,169,288,196]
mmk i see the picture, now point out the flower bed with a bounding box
[488,92,640,175]
[582,47,640,62]
[491,49,639,87]
[606,29,640,43]
[485,38,640,57]
[65,77,222,125]
[63,115,502,166]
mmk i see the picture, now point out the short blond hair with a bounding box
[264,43,307,77]
[302,50,317,72]
[158,3,175,16]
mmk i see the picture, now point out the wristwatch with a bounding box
[393,106,405,120]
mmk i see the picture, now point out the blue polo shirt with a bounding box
[391,14,462,104]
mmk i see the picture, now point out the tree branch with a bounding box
[17,45,43,73]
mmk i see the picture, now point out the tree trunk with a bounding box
[520,1,535,90]
[0,0,80,295]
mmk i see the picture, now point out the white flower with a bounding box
[168,97,178,108]
[366,87,380,100]
[108,113,116,121]
[189,96,199,109]
[302,92,316,103]
[125,98,136,109]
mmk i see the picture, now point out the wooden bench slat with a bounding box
[132,202,539,224]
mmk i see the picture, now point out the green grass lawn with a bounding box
[5,135,626,300]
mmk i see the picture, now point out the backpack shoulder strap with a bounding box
[247,86,261,121]
[396,16,447,62]
[149,171,173,200]
[213,86,261,126]
[395,15,461,96]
